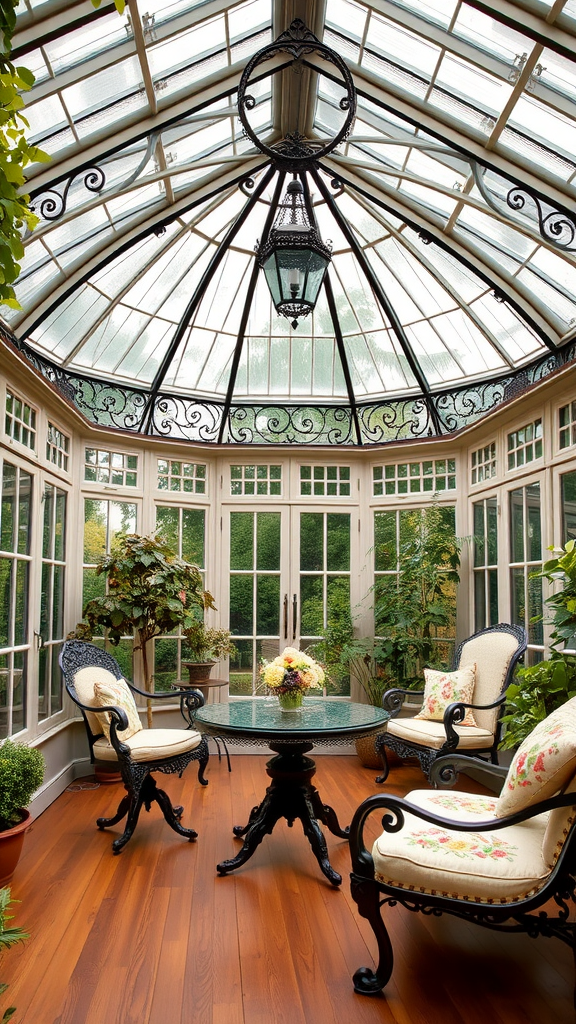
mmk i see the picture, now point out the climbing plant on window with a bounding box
[0,1,48,309]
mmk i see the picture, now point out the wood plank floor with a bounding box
[3,753,574,1024]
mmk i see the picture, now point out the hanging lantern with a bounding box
[257,178,332,329]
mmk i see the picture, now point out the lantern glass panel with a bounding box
[262,253,283,306]
[303,252,330,304]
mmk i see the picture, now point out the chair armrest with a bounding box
[430,754,508,790]
[350,790,576,879]
[442,693,506,747]
[68,690,129,733]
[127,682,206,708]
[382,687,424,718]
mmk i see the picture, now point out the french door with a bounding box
[226,506,356,696]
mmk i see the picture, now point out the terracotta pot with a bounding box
[0,809,31,886]
[182,661,215,685]
[94,763,122,784]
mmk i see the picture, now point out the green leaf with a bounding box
[14,66,35,88]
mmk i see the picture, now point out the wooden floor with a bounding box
[3,753,575,1024]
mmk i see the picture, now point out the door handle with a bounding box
[283,594,288,640]
[292,594,297,641]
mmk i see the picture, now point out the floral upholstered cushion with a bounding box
[372,788,551,903]
[93,678,143,741]
[496,696,576,819]
[413,665,477,726]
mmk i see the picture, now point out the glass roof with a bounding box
[6,0,576,444]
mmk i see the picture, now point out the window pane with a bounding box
[374,511,397,571]
[510,489,524,562]
[256,513,280,571]
[0,559,11,646]
[230,575,253,635]
[1,464,15,553]
[326,513,350,571]
[230,513,253,571]
[256,575,280,634]
[182,509,205,565]
[156,506,179,552]
[487,498,498,564]
[562,471,576,543]
[84,499,108,562]
[300,575,323,636]
[527,484,541,563]
[18,472,32,555]
[300,513,323,571]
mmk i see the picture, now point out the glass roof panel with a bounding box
[8,0,573,442]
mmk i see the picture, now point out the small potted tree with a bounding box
[78,533,215,727]
[0,741,45,885]
[181,621,237,685]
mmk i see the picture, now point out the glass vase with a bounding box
[277,690,304,713]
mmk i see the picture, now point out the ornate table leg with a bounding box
[216,742,347,885]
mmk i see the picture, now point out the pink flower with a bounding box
[492,849,507,858]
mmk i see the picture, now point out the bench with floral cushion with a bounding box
[350,695,576,1002]
[60,640,210,853]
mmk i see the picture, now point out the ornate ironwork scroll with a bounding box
[472,162,576,253]
[3,327,574,446]
[237,19,356,166]
[151,395,223,442]
[227,405,354,444]
[358,399,431,444]
[30,166,106,221]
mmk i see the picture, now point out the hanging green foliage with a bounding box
[0,1,49,309]
[91,1,126,11]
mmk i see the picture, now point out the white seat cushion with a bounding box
[93,728,203,763]
[387,717,494,750]
[372,788,550,903]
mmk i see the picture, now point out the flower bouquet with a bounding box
[260,647,325,712]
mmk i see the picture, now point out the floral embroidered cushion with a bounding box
[93,678,142,742]
[496,696,576,818]
[413,665,477,726]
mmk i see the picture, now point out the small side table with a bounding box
[173,679,232,772]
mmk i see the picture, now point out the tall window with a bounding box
[229,512,281,696]
[374,507,457,677]
[473,497,498,631]
[299,512,351,694]
[83,499,137,678]
[0,462,32,736]
[510,484,543,662]
[155,505,205,691]
[39,483,67,720]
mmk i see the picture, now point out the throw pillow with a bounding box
[93,678,142,742]
[414,665,477,726]
[496,696,576,819]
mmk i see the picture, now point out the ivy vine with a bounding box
[0,1,50,309]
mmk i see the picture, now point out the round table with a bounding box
[194,698,389,886]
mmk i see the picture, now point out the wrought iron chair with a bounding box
[60,640,209,853]
[376,623,527,782]
[350,740,576,1003]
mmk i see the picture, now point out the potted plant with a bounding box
[501,539,576,749]
[0,741,45,886]
[76,532,215,727]
[0,886,29,1023]
[181,621,237,685]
